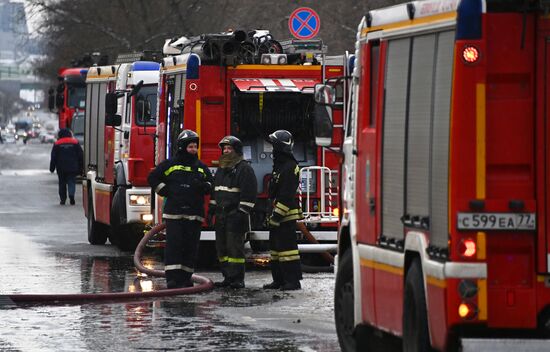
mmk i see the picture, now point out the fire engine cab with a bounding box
[154,30,347,254]
[48,67,87,130]
[315,0,550,351]
[83,61,159,250]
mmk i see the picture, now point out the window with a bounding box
[135,85,158,126]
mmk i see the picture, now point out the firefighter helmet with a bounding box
[177,129,199,152]
[268,130,294,154]
[218,135,243,155]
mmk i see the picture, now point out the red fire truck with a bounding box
[48,67,87,129]
[83,61,159,250]
[154,31,346,254]
[314,0,550,350]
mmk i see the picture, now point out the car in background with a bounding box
[15,129,30,144]
[39,130,56,143]
[1,130,16,144]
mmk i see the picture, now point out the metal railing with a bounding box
[298,166,339,224]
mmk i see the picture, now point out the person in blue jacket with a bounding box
[49,128,83,205]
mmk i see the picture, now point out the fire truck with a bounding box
[153,30,346,255]
[83,61,159,251]
[314,0,550,350]
[48,67,88,129]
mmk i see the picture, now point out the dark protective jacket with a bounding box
[268,152,304,226]
[211,160,257,215]
[148,154,213,221]
[50,137,83,174]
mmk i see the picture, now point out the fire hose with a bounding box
[0,224,213,305]
[296,222,335,274]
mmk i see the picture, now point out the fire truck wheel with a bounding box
[334,249,359,351]
[403,258,433,352]
[116,223,144,252]
[87,196,109,245]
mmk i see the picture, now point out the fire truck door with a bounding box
[356,42,380,245]
[542,36,550,273]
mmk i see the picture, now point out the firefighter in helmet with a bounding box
[148,129,213,289]
[209,136,257,289]
[264,129,304,291]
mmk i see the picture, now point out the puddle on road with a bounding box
[0,227,339,351]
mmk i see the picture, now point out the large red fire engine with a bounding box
[83,61,159,250]
[314,0,550,350]
[154,30,346,254]
[48,67,87,129]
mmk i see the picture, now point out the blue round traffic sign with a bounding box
[288,7,320,40]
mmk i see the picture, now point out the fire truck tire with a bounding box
[334,250,376,351]
[403,258,433,352]
[87,196,109,245]
[116,223,145,252]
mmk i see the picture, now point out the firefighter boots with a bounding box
[280,282,301,291]
[230,281,245,289]
[263,281,282,290]
[214,279,231,288]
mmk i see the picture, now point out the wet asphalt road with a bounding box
[0,141,339,352]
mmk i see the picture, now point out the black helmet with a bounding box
[177,129,199,152]
[218,135,243,155]
[268,130,293,154]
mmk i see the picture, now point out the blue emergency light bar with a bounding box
[131,61,161,72]
[456,0,482,40]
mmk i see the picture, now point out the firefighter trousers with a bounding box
[269,220,302,285]
[215,210,247,283]
[164,218,201,286]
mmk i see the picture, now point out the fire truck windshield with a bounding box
[67,83,86,108]
[135,85,157,126]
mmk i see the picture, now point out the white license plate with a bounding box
[457,213,536,230]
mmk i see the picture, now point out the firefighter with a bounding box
[209,136,257,289]
[263,130,304,291]
[148,129,213,289]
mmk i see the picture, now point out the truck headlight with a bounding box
[129,194,150,206]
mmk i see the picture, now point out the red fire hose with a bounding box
[1,223,214,305]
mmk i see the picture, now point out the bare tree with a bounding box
[30,0,407,81]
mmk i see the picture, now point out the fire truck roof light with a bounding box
[459,238,477,258]
[456,0,482,39]
[261,54,288,65]
[462,46,480,64]
[131,61,160,72]
[186,54,200,80]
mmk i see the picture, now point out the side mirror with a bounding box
[313,104,333,147]
[105,114,122,127]
[129,80,144,97]
[55,93,64,108]
[314,84,336,106]
[105,92,118,116]
[105,92,121,127]
[48,87,55,111]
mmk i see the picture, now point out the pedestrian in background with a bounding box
[264,130,304,291]
[49,128,83,205]
[148,130,213,289]
[210,136,257,289]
